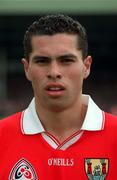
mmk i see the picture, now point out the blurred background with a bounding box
[0,0,117,118]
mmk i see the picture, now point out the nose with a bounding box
[47,61,62,80]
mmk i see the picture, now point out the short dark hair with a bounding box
[23,14,88,60]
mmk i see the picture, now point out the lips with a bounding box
[48,87,63,91]
[45,83,65,90]
[45,83,65,97]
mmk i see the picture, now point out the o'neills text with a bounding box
[48,158,74,166]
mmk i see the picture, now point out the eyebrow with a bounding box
[32,56,50,61]
[32,54,77,61]
[57,54,77,60]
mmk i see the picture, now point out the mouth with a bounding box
[45,83,65,97]
[47,86,65,91]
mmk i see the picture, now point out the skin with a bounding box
[22,33,92,142]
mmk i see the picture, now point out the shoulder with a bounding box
[0,112,22,132]
[0,111,22,124]
[104,112,117,121]
[0,112,24,151]
[104,111,117,129]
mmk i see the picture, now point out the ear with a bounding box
[83,56,92,79]
[21,58,31,81]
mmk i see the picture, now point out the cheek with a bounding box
[66,67,84,92]
[66,66,83,80]
[31,71,44,92]
[29,67,45,81]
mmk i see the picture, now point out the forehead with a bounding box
[31,33,79,55]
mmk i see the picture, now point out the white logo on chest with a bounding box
[48,158,74,166]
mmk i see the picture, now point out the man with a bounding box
[0,14,117,179]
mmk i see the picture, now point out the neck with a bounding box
[35,95,87,142]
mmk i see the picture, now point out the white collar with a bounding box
[81,95,104,130]
[21,95,104,135]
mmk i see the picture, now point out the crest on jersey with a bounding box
[84,158,109,180]
[9,158,38,180]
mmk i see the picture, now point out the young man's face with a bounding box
[22,33,92,111]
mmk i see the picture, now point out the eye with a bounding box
[33,56,50,65]
[36,59,49,63]
[61,58,75,64]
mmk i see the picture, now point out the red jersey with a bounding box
[0,96,117,179]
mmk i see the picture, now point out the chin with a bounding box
[46,102,67,112]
